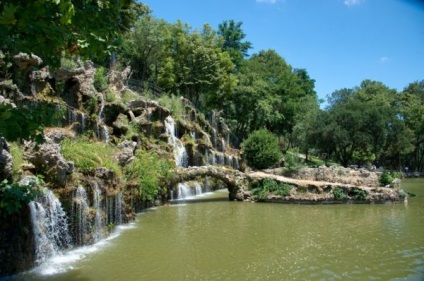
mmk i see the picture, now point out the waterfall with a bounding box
[211,128,217,148]
[73,186,91,245]
[98,93,105,123]
[97,93,108,142]
[227,155,233,167]
[80,113,86,133]
[177,183,192,199]
[165,116,188,167]
[221,139,226,153]
[115,192,123,226]
[92,182,104,242]
[204,177,211,193]
[194,182,202,195]
[29,187,71,265]
[210,150,216,165]
[100,125,109,143]
[234,157,240,170]
[67,107,77,125]
[218,152,225,165]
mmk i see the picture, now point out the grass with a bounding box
[9,142,27,176]
[61,138,122,177]
[157,94,185,119]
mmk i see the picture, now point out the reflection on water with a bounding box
[7,180,424,281]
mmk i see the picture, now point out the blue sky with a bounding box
[141,0,424,102]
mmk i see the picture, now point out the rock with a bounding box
[0,137,13,181]
[115,140,137,166]
[108,66,131,93]
[112,113,130,135]
[24,130,74,186]
[13,53,42,70]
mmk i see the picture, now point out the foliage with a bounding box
[349,188,368,200]
[0,0,149,67]
[124,150,174,202]
[157,94,185,118]
[333,188,346,200]
[94,67,109,92]
[242,129,281,169]
[217,20,252,70]
[309,80,397,167]
[379,170,400,187]
[0,178,42,217]
[223,50,318,140]
[0,101,62,142]
[9,142,26,176]
[61,138,122,176]
[250,178,293,201]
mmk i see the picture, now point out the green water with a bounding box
[16,179,424,280]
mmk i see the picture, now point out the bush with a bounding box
[124,150,174,202]
[105,89,116,102]
[250,178,293,201]
[241,129,281,169]
[0,177,42,217]
[379,170,400,187]
[333,187,346,200]
[94,66,108,92]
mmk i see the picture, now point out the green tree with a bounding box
[159,22,236,109]
[0,0,148,66]
[311,80,398,167]
[120,15,171,82]
[241,129,281,169]
[217,20,252,70]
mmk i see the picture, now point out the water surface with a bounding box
[12,180,424,280]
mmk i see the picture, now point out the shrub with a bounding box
[157,94,185,119]
[61,138,122,176]
[379,170,400,187]
[124,150,174,202]
[250,178,293,201]
[333,187,346,200]
[241,129,281,169]
[0,177,42,217]
[350,188,368,200]
[94,66,108,92]
[9,142,26,175]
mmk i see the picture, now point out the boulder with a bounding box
[115,140,137,166]
[24,130,74,186]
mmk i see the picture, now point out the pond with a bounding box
[9,179,424,280]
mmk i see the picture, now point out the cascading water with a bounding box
[29,187,71,265]
[177,183,192,199]
[210,150,216,165]
[115,192,123,226]
[72,186,91,245]
[91,182,104,242]
[165,116,188,167]
[194,182,202,195]
[97,93,109,142]
[80,112,86,133]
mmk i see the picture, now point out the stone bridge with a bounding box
[173,166,406,203]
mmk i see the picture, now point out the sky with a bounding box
[141,0,424,103]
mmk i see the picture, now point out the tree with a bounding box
[241,129,281,169]
[120,16,171,82]
[0,0,149,66]
[158,22,236,109]
[217,20,252,70]
[312,80,398,167]
[400,80,424,171]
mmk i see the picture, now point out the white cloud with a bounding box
[380,56,389,63]
[344,0,362,6]
[257,0,278,4]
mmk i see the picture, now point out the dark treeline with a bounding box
[0,1,423,171]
